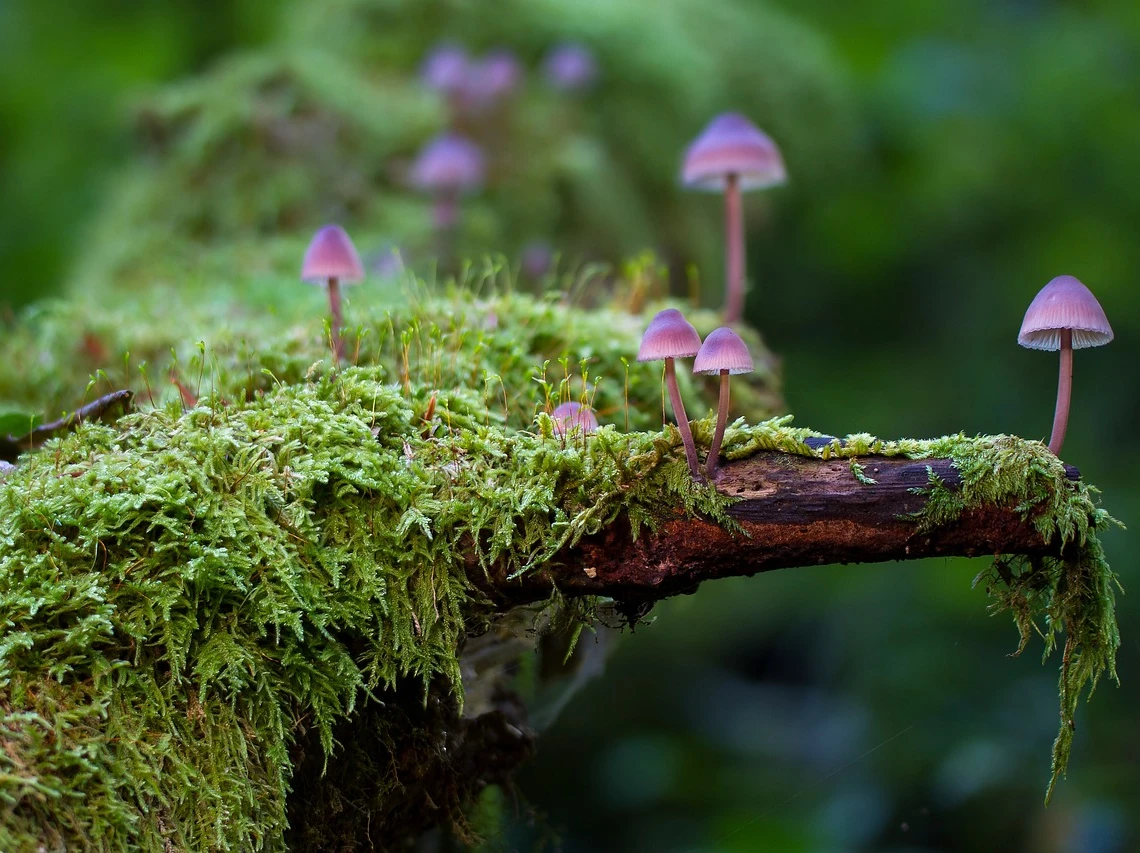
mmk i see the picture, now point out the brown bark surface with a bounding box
[481,452,1081,604]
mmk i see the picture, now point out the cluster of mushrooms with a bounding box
[410,41,598,259]
[298,222,752,477]
[638,309,753,481]
[300,106,1115,484]
[672,113,1116,466]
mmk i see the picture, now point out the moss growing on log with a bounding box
[0,281,770,849]
[0,285,1119,848]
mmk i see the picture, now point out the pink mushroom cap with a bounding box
[301,224,365,284]
[551,401,599,436]
[543,42,598,91]
[1017,275,1114,351]
[693,326,754,374]
[410,133,486,193]
[682,112,787,192]
[420,43,471,94]
[637,308,702,361]
[472,50,523,102]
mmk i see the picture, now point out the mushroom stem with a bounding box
[664,358,702,479]
[706,370,731,479]
[434,191,460,271]
[327,276,344,363]
[724,172,745,324]
[1048,328,1073,456]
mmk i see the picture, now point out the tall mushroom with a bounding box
[682,113,786,325]
[1017,274,1113,456]
[638,308,703,479]
[409,133,486,265]
[693,326,753,479]
[301,224,365,362]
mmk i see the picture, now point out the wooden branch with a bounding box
[480,452,1082,605]
[0,390,133,462]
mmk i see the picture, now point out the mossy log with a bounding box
[487,453,1084,604]
[0,373,1119,849]
[0,288,1119,848]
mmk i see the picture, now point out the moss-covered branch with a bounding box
[483,453,1084,604]
[0,279,1120,847]
[0,362,1119,849]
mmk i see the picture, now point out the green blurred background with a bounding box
[1,0,1137,850]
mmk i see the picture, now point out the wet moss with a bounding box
[0,286,1117,848]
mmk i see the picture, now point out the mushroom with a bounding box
[470,49,523,107]
[682,113,786,324]
[409,133,485,262]
[551,401,599,437]
[693,326,753,479]
[1017,274,1113,456]
[543,42,598,92]
[420,43,471,97]
[521,241,554,281]
[301,224,365,362]
[637,308,703,479]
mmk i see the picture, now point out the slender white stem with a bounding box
[724,174,745,324]
[665,359,702,479]
[706,371,730,479]
[328,276,343,363]
[1048,329,1072,456]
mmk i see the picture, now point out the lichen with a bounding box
[0,286,1118,848]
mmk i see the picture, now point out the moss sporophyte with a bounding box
[0,286,1119,849]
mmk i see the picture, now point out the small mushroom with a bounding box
[543,42,598,92]
[301,224,365,362]
[410,133,485,262]
[420,43,471,96]
[682,113,786,324]
[693,327,753,479]
[521,241,554,281]
[551,402,599,437]
[470,50,523,107]
[637,309,703,479]
[1018,274,1113,456]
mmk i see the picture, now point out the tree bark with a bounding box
[480,452,1082,605]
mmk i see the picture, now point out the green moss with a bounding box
[0,261,780,431]
[0,280,765,849]
[0,287,1118,847]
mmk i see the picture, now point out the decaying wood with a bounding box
[0,390,134,461]
[481,453,1082,605]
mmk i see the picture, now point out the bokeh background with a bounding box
[1,1,1137,850]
